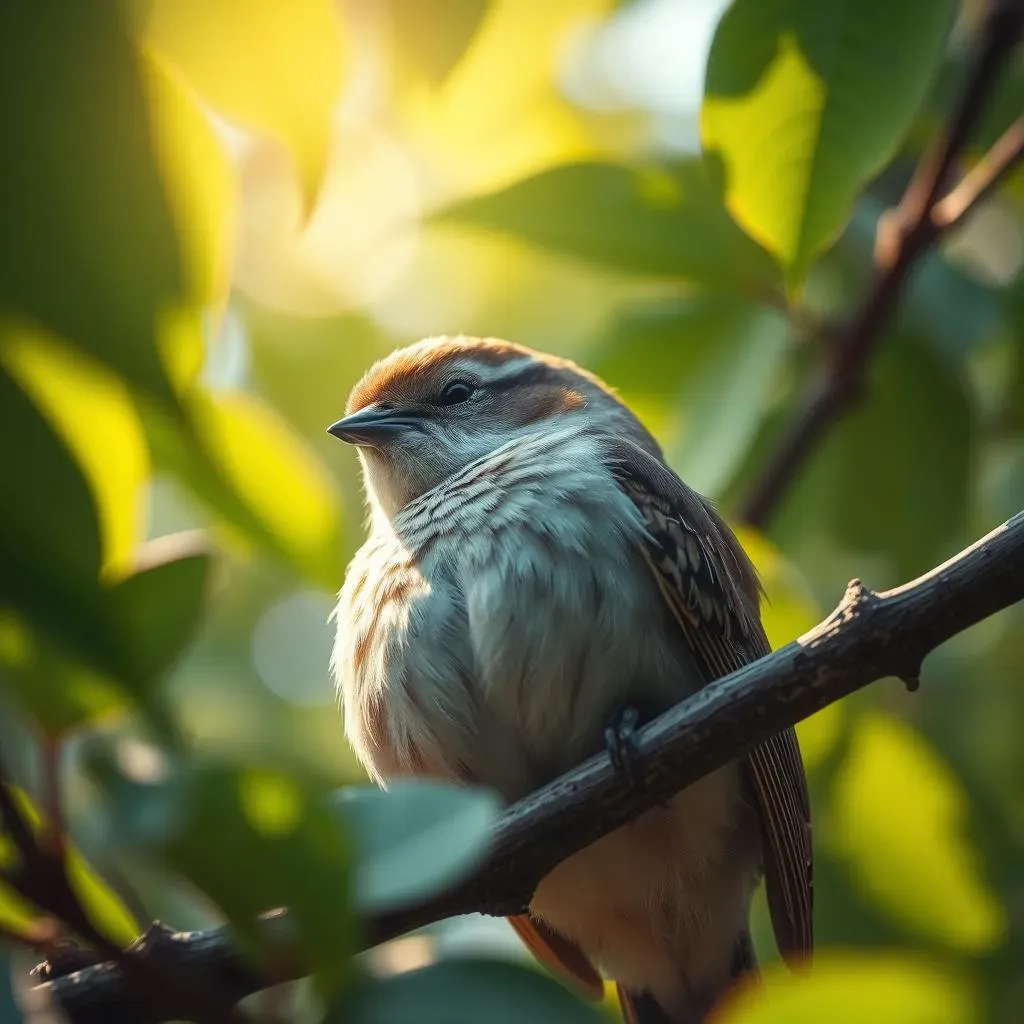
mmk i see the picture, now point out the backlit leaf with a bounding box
[437,162,781,291]
[825,713,1005,952]
[702,0,954,288]
[0,611,129,737]
[66,848,140,947]
[404,0,612,196]
[2,327,150,579]
[0,1,183,404]
[0,789,138,946]
[143,0,347,210]
[140,49,237,309]
[183,390,345,587]
[389,0,492,87]
[0,360,118,676]
[718,951,976,1023]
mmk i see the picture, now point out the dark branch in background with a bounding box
[28,509,1024,1024]
[738,0,1024,529]
[10,5,1024,1024]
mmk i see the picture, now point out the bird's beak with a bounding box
[326,405,420,447]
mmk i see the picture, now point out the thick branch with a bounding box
[738,0,1024,529]
[30,509,1024,1024]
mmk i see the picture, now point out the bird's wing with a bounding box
[604,435,814,963]
[507,913,605,999]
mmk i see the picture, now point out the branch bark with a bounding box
[28,509,1024,1024]
[737,0,1024,529]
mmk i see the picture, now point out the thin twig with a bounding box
[39,736,65,859]
[738,0,1024,529]
[30,509,1024,1024]
[933,113,1024,230]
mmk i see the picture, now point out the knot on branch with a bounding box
[839,578,879,621]
[129,920,180,965]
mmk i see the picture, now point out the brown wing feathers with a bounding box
[605,436,814,964]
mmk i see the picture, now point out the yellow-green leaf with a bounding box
[718,951,977,1024]
[437,162,781,291]
[140,48,237,308]
[388,0,492,87]
[187,390,344,587]
[2,327,150,579]
[402,0,613,196]
[143,0,347,210]
[0,610,129,737]
[67,848,139,947]
[825,712,1005,952]
[0,358,122,676]
[702,0,954,289]
[0,789,139,945]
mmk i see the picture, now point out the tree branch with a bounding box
[28,509,1024,1024]
[737,0,1024,529]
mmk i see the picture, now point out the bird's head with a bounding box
[328,336,660,518]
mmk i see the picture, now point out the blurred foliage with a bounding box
[0,1,1021,1022]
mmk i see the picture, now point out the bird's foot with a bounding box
[605,705,642,786]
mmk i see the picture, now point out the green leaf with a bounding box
[773,333,972,584]
[0,612,129,737]
[0,362,118,676]
[142,0,347,211]
[111,761,354,991]
[140,49,238,310]
[435,161,781,292]
[667,307,789,498]
[702,0,955,288]
[592,295,789,497]
[2,326,151,579]
[107,535,212,692]
[147,387,345,587]
[0,1,183,405]
[389,0,491,86]
[343,959,607,1024]
[0,873,38,938]
[66,848,140,947]
[825,713,1005,953]
[331,782,499,913]
[718,951,977,1023]
[0,788,139,946]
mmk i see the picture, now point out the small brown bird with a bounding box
[328,337,812,1023]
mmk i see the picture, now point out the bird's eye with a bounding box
[436,380,474,406]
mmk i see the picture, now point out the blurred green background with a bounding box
[0,1,1022,1022]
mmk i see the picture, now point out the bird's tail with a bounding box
[616,931,759,1024]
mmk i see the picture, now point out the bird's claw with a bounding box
[605,705,641,786]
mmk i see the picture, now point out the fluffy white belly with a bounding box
[332,429,761,1007]
[333,428,703,794]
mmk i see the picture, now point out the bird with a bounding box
[328,336,813,1024]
